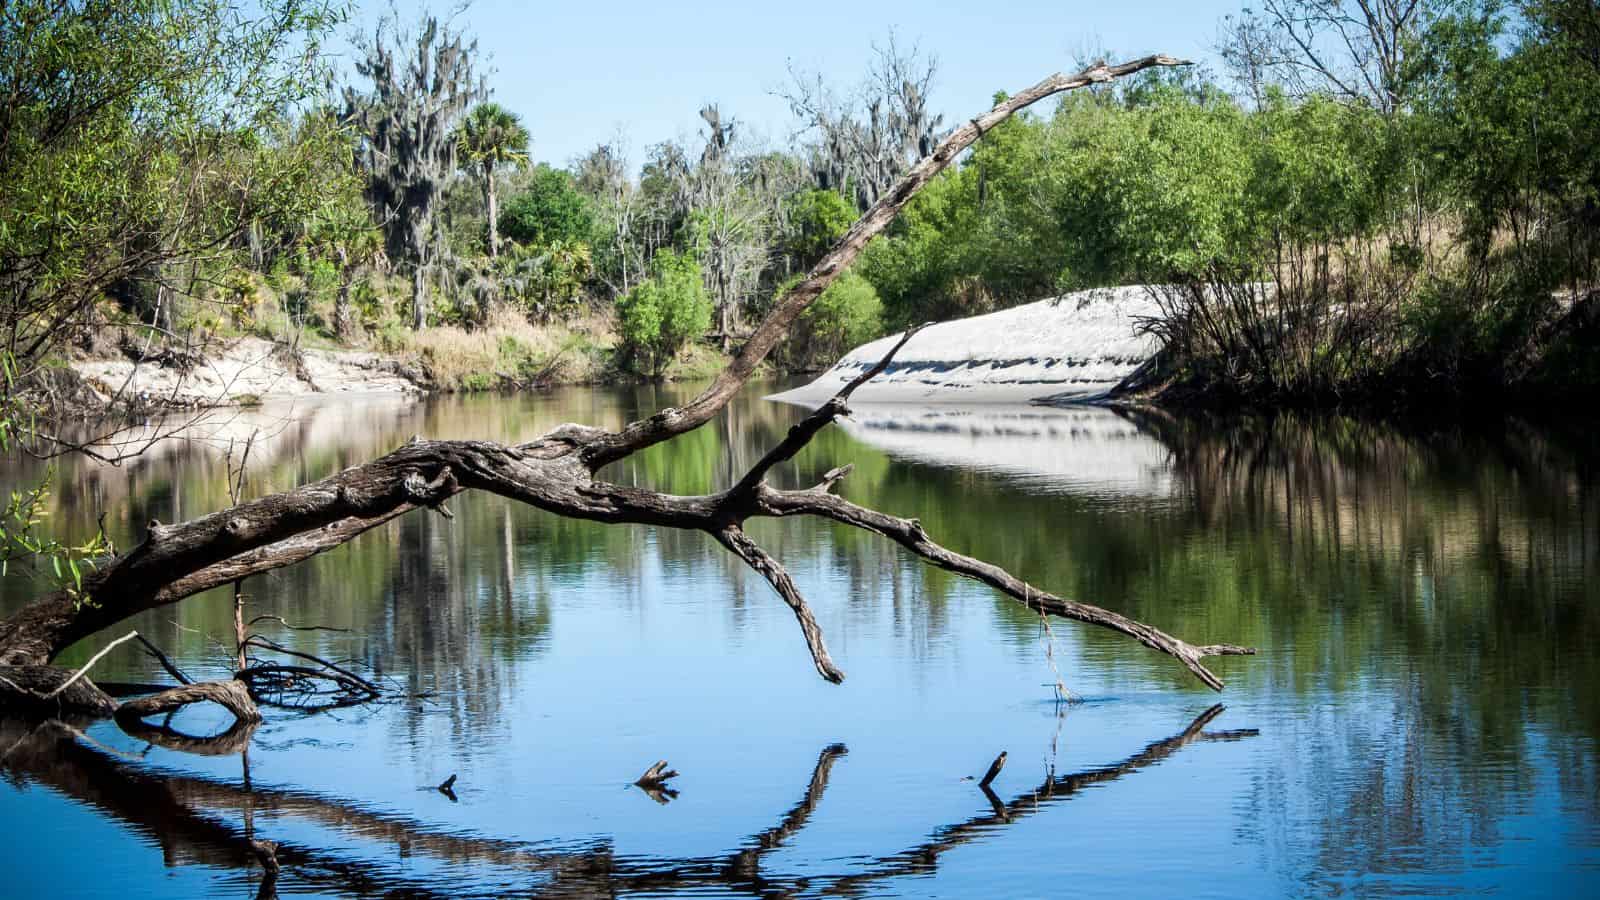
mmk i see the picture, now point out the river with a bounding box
[1,382,1596,898]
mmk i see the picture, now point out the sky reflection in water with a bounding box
[0,383,1597,898]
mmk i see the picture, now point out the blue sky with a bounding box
[343,1,1240,169]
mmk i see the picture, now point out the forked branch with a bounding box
[714,525,844,683]
[716,327,1255,691]
[578,56,1189,469]
[0,54,1255,710]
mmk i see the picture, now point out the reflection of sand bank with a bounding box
[771,287,1161,405]
[69,393,423,469]
[830,404,1175,498]
[73,337,424,409]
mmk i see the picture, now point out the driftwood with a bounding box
[0,55,1256,714]
[979,751,1007,788]
[115,678,261,725]
[635,760,681,804]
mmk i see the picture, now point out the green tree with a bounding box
[499,165,596,248]
[615,249,711,377]
[501,239,594,323]
[777,269,883,368]
[784,189,856,267]
[305,188,383,340]
[456,102,530,259]
[0,0,344,381]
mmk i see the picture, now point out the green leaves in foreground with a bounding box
[0,474,112,609]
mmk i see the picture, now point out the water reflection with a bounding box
[0,705,1252,898]
[0,386,1597,896]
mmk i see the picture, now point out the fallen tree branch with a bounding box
[714,525,844,683]
[241,635,379,695]
[134,631,193,685]
[754,483,1254,690]
[0,54,1254,707]
[115,678,261,725]
[45,630,142,700]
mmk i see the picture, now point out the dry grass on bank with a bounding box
[389,306,618,391]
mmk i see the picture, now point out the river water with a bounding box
[0,383,1596,898]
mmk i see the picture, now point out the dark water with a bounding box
[1,383,1597,898]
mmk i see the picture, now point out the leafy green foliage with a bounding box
[0,0,346,373]
[784,189,856,265]
[500,239,595,322]
[457,103,531,173]
[0,354,111,606]
[615,250,712,376]
[783,270,883,368]
[500,166,597,248]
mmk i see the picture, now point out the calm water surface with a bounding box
[0,382,1597,898]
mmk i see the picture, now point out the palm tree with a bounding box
[456,102,530,258]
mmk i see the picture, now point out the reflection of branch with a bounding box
[113,715,259,757]
[0,716,596,898]
[0,708,1251,898]
[725,743,849,883]
[815,705,1255,897]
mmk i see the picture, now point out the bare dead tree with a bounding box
[783,32,946,210]
[1217,0,1424,114]
[0,57,1256,718]
[682,106,772,348]
[574,139,640,295]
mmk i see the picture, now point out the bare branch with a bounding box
[114,678,261,725]
[714,526,844,684]
[731,323,924,496]
[753,485,1255,691]
[581,56,1189,469]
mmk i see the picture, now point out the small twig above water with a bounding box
[635,760,681,804]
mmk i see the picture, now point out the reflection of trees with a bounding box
[1134,409,1600,886]
[0,705,1251,898]
[9,386,1600,887]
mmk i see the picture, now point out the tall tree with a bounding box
[343,11,485,330]
[784,34,945,210]
[683,105,771,349]
[456,102,530,259]
[1216,0,1425,114]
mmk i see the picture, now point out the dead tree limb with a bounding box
[979,751,1007,788]
[576,56,1187,469]
[115,678,261,725]
[714,525,844,683]
[0,55,1255,711]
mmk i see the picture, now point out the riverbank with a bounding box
[777,283,1600,415]
[57,309,741,413]
[770,287,1162,407]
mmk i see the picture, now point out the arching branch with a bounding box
[0,55,1256,712]
[578,56,1188,470]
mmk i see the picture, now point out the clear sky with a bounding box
[343,1,1240,170]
